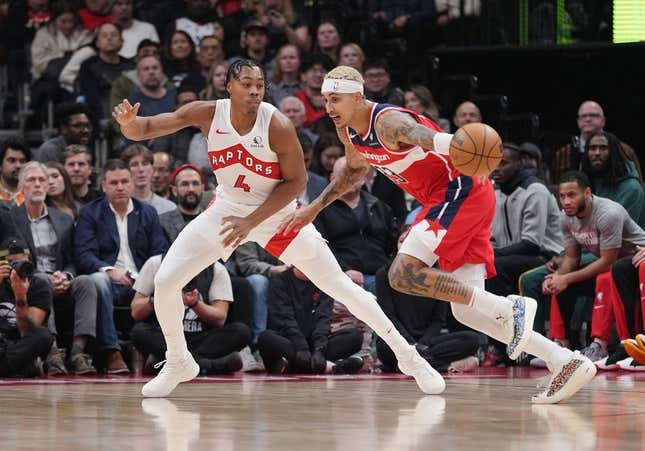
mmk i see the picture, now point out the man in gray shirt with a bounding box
[523,171,645,363]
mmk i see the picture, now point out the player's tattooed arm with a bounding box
[309,128,370,211]
[375,110,438,151]
[388,255,473,304]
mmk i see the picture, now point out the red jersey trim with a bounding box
[360,103,378,141]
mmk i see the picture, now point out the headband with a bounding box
[321,78,364,94]
[171,164,206,185]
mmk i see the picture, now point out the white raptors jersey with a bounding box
[207,99,287,206]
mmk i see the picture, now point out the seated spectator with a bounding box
[74,159,168,374]
[158,163,205,241]
[152,151,174,200]
[0,139,30,206]
[606,246,645,369]
[313,21,341,63]
[0,0,50,86]
[36,102,92,164]
[268,43,302,106]
[452,100,482,131]
[581,131,644,227]
[232,242,289,341]
[13,162,98,375]
[231,20,274,81]
[126,55,177,118]
[262,0,311,53]
[180,35,226,93]
[313,157,398,294]
[121,144,179,216]
[0,236,53,377]
[375,227,481,374]
[553,100,642,185]
[520,172,645,362]
[258,266,364,374]
[130,255,252,374]
[338,42,365,73]
[220,0,259,56]
[44,161,79,220]
[296,132,328,207]
[77,0,112,31]
[294,54,333,127]
[78,22,135,119]
[199,61,229,101]
[62,145,102,205]
[488,143,563,297]
[279,96,317,146]
[111,0,159,59]
[109,39,167,113]
[363,168,408,226]
[363,58,404,106]
[29,2,93,112]
[309,132,343,180]
[161,30,200,88]
[169,0,221,47]
[186,133,215,188]
[404,85,450,132]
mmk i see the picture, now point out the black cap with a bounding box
[243,19,268,34]
[0,236,30,258]
[519,142,542,163]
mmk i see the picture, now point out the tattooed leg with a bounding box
[388,253,473,304]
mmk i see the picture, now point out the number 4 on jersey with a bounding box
[234,175,251,192]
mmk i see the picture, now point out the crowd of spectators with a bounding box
[0,0,642,378]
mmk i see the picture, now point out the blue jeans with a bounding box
[90,272,135,351]
[246,273,269,340]
[363,274,376,295]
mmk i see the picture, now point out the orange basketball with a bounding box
[449,123,503,177]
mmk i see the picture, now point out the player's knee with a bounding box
[153,265,177,291]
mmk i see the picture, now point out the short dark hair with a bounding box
[56,102,91,129]
[0,138,31,162]
[226,59,263,85]
[121,144,153,165]
[364,57,390,74]
[103,159,130,173]
[63,144,92,164]
[559,170,591,189]
[300,53,334,74]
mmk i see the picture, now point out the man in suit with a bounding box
[74,159,168,373]
[13,162,99,375]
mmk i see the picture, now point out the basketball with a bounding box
[449,123,503,177]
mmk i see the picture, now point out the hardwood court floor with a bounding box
[1,368,643,451]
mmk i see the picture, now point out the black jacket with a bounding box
[314,190,398,273]
[267,269,333,352]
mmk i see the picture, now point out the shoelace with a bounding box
[154,360,167,370]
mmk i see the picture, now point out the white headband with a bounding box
[321,78,364,94]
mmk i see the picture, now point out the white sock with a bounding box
[523,331,571,371]
[469,286,513,321]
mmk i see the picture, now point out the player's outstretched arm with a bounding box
[278,127,370,235]
[113,99,215,141]
[375,110,452,155]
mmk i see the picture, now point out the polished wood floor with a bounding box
[1,369,643,451]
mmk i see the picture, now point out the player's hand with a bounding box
[220,215,254,248]
[112,99,141,127]
[277,205,320,236]
[633,245,645,267]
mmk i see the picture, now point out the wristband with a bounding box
[432,132,453,156]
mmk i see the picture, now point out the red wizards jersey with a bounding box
[346,103,496,276]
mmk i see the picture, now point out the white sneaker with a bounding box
[141,352,200,398]
[398,347,446,395]
[239,346,265,372]
[506,295,538,360]
[617,357,645,372]
[532,351,596,404]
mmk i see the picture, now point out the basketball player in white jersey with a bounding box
[113,60,446,397]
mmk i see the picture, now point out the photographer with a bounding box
[0,237,53,377]
[130,254,252,375]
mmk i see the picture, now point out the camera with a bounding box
[9,260,34,279]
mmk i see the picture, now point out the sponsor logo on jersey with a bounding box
[251,136,263,148]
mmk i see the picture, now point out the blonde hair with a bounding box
[339,43,365,72]
[325,66,364,84]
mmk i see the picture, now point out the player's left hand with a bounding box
[220,215,254,248]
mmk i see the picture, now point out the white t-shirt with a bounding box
[119,19,160,59]
[134,255,233,333]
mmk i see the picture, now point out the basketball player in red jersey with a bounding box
[280,66,596,403]
[113,60,447,398]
